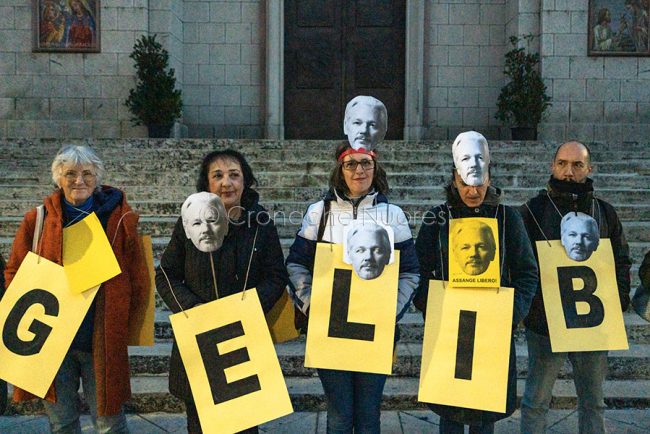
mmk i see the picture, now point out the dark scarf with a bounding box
[546,176,594,213]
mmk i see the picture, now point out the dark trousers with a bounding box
[439,417,494,434]
[185,401,259,434]
[0,379,6,415]
[317,368,388,434]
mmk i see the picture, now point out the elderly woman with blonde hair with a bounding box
[4,145,149,433]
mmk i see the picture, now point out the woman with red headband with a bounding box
[286,96,420,434]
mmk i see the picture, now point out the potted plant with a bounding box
[125,34,182,138]
[495,34,551,140]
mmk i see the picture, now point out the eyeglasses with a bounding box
[63,170,96,183]
[342,159,375,171]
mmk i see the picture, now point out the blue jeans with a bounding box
[44,350,129,434]
[317,368,387,434]
[439,418,494,434]
[521,329,607,434]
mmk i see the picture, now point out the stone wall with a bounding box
[539,0,650,142]
[2,0,650,142]
[0,0,148,139]
[181,0,264,138]
[424,0,508,139]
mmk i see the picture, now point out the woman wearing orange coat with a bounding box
[4,145,149,433]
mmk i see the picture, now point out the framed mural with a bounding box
[33,0,101,52]
[589,0,650,56]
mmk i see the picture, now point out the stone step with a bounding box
[0,236,647,285]
[8,376,650,415]
[3,214,650,243]
[0,170,645,194]
[1,160,648,183]
[5,135,648,151]
[127,339,650,380]
[2,184,650,206]
[2,200,650,223]
[147,312,650,345]
[1,217,649,249]
[155,235,648,261]
[2,138,650,156]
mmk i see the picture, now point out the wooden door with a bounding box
[284,0,405,140]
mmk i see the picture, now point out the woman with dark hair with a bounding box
[286,96,419,433]
[155,149,288,434]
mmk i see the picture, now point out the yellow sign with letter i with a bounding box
[170,289,293,434]
[537,239,628,352]
[0,252,99,398]
[419,280,513,413]
[304,243,399,375]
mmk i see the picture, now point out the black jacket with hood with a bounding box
[155,189,288,401]
[413,184,538,424]
[519,177,631,337]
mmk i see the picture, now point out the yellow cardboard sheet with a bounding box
[170,289,292,433]
[128,235,155,346]
[419,280,513,413]
[265,289,300,344]
[537,239,628,352]
[304,243,399,375]
[448,218,500,288]
[63,212,121,293]
[0,252,99,398]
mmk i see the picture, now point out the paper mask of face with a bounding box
[181,192,229,253]
[343,96,388,151]
[452,131,490,187]
[345,222,392,280]
[560,212,600,262]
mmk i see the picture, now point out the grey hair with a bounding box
[51,145,104,189]
[343,95,388,137]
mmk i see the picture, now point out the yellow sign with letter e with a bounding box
[170,289,293,434]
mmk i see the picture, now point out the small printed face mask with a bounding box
[452,131,490,187]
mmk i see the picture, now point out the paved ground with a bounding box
[0,409,648,433]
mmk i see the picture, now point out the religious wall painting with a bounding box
[33,0,100,52]
[589,0,650,56]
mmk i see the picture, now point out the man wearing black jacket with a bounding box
[519,141,631,434]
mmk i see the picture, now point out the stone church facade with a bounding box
[1,0,649,142]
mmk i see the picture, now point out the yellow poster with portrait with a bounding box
[63,212,121,294]
[419,280,513,413]
[0,252,100,398]
[537,239,628,352]
[305,243,399,375]
[448,218,500,288]
[170,289,293,434]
